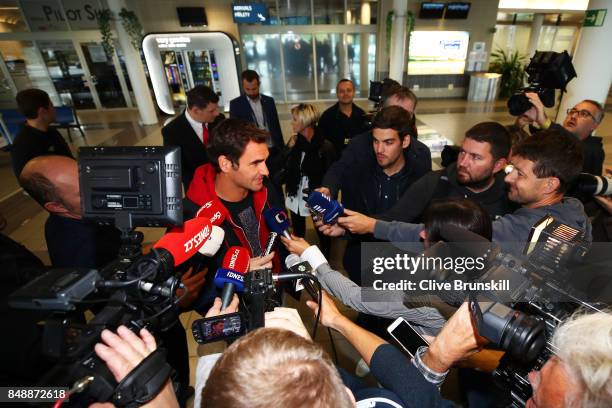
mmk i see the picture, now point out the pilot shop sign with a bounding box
[20,0,105,31]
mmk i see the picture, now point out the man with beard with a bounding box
[339,121,512,228]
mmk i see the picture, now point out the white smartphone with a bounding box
[387,317,429,358]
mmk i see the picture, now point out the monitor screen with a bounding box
[78,146,183,229]
[445,2,471,19]
[177,7,208,27]
[419,2,445,19]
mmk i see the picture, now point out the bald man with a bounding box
[19,155,121,268]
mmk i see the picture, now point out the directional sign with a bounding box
[583,9,606,27]
[232,3,269,24]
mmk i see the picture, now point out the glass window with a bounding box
[347,0,376,25]
[491,25,531,55]
[37,40,95,108]
[241,34,283,101]
[0,0,27,32]
[0,40,60,104]
[278,0,312,25]
[80,42,127,108]
[281,33,314,100]
[313,0,344,24]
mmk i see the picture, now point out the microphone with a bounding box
[263,207,292,239]
[214,246,250,309]
[196,199,226,226]
[198,225,225,257]
[284,254,318,300]
[306,191,344,224]
[154,218,213,266]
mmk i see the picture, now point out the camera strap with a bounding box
[112,348,172,407]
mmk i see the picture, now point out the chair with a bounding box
[52,106,85,143]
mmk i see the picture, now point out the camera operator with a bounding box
[517,93,605,175]
[326,129,591,257]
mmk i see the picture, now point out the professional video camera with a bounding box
[507,51,576,117]
[415,216,607,407]
[7,146,210,406]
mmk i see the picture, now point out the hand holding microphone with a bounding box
[213,246,250,310]
[306,191,344,224]
[281,234,311,256]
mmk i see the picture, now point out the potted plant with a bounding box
[489,48,526,98]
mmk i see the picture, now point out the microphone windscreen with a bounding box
[213,268,246,291]
[221,246,250,274]
[154,218,212,266]
[285,254,302,269]
[198,226,225,257]
[196,199,226,226]
[306,191,344,224]
[263,208,291,234]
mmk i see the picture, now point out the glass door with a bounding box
[37,40,95,109]
[80,42,127,108]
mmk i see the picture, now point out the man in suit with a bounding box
[230,70,284,180]
[162,85,223,190]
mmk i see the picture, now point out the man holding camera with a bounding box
[327,129,591,256]
[517,93,605,175]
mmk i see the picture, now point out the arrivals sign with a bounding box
[232,3,269,24]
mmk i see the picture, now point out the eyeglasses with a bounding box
[566,108,597,121]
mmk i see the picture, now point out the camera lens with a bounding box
[507,93,533,116]
[499,311,546,363]
[572,173,612,197]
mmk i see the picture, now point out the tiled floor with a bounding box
[2,96,611,406]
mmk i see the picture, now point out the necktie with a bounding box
[202,125,209,146]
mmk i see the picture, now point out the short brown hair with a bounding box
[512,128,583,193]
[383,85,418,109]
[207,118,269,172]
[465,122,511,160]
[372,105,414,139]
[241,69,260,83]
[202,328,353,408]
[16,88,51,119]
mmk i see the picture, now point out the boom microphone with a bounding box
[153,217,213,266]
[214,246,250,309]
[263,207,292,239]
[306,191,344,224]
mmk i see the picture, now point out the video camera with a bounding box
[8,146,196,406]
[571,172,612,197]
[416,216,607,406]
[508,51,576,117]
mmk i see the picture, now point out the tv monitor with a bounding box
[78,146,182,229]
[177,7,208,27]
[419,2,445,19]
[445,2,471,19]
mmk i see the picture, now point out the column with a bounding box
[388,0,408,83]
[526,13,544,58]
[360,2,371,94]
[558,0,611,119]
[107,0,157,125]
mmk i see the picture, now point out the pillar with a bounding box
[389,0,408,83]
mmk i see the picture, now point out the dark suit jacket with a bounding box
[161,111,224,190]
[229,94,284,149]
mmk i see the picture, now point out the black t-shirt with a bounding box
[44,214,121,268]
[220,193,263,256]
[318,103,367,154]
[10,124,74,178]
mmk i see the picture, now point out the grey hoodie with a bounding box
[374,197,592,257]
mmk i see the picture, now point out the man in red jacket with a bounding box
[186,119,286,310]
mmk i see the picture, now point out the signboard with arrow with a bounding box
[232,3,269,24]
[583,9,606,27]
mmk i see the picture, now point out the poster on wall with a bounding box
[408,31,470,75]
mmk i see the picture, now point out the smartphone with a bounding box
[192,312,245,344]
[387,317,429,358]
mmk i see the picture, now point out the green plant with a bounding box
[97,9,115,57]
[386,10,415,55]
[489,48,527,98]
[119,8,144,51]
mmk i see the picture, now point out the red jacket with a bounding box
[186,163,281,272]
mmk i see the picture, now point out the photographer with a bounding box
[326,129,591,256]
[518,93,605,175]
